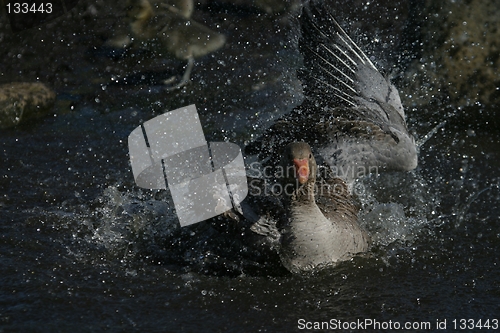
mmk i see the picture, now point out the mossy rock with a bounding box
[0,82,56,129]
[404,0,500,108]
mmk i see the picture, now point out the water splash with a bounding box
[356,170,436,252]
[84,186,180,252]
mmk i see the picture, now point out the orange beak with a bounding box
[293,158,310,184]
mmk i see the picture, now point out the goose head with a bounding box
[279,142,317,200]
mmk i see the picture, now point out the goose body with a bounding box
[244,1,417,273]
[277,142,370,273]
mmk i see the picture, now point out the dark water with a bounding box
[2,1,500,332]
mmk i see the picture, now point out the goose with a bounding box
[274,142,369,273]
[107,0,226,90]
[241,1,418,273]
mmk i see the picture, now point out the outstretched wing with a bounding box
[299,1,406,127]
[256,1,417,185]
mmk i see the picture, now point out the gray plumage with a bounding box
[257,2,417,185]
[278,142,369,273]
[242,1,417,273]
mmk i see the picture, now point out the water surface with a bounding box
[1,1,499,331]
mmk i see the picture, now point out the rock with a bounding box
[0,82,56,129]
[403,0,500,108]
